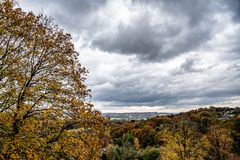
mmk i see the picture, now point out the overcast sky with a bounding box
[19,0,240,113]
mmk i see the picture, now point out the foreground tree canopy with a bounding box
[0,0,109,159]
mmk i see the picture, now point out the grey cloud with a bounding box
[214,25,240,61]
[171,58,203,75]
[91,62,240,108]
[93,81,240,107]
[20,0,107,31]
[228,63,240,71]
[225,0,240,21]
[93,16,165,61]
[136,0,216,25]
[92,0,218,62]
[93,14,213,62]
[94,83,176,106]
[179,59,199,72]
[52,0,106,31]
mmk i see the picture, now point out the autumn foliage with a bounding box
[0,0,109,159]
[108,107,240,160]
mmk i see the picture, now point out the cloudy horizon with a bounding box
[20,0,240,113]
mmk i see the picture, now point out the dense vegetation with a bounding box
[105,107,240,160]
[0,0,109,159]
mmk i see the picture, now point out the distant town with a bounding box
[103,107,240,121]
[103,112,175,120]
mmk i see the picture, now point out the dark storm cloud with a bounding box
[93,82,175,106]
[92,16,212,61]
[92,0,218,61]
[93,16,166,61]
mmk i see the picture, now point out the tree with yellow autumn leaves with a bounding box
[160,121,207,160]
[159,122,234,160]
[0,0,109,159]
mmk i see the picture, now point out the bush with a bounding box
[138,147,160,160]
